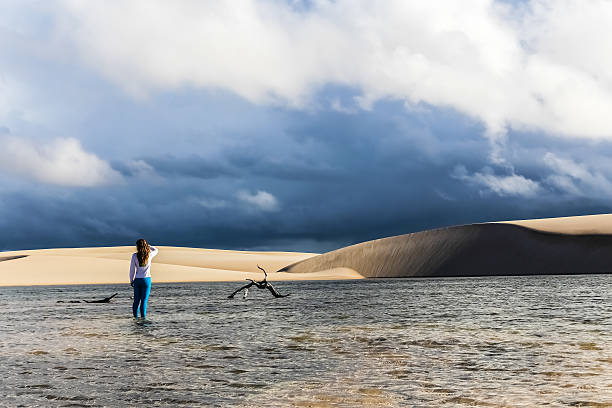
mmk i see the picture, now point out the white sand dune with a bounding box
[3,214,612,286]
[281,214,612,278]
[0,246,362,286]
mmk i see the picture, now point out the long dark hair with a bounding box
[136,239,150,267]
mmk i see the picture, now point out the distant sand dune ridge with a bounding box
[280,221,612,277]
[3,214,612,285]
[0,246,364,286]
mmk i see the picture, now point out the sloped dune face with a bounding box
[279,223,612,277]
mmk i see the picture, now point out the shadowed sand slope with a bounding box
[279,223,612,278]
[0,255,28,262]
[0,247,361,286]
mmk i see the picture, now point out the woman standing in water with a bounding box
[129,239,159,319]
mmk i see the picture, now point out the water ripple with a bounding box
[0,275,610,407]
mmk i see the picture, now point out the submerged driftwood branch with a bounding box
[228,265,289,299]
[84,293,118,303]
[58,293,118,304]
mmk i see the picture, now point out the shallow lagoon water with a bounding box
[1,275,611,407]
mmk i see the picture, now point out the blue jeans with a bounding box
[132,277,151,318]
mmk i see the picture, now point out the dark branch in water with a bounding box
[228,265,289,299]
[83,293,118,303]
[57,293,118,304]
[257,264,268,279]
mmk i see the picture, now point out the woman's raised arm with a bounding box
[149,246,159,259]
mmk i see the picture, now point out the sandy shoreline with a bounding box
[0,246,363,287]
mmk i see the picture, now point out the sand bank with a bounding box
[0,246,362,286]
[4,214,612,285]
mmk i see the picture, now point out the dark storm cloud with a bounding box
[1,40,611,253]
[116,100,491,184]
[3,97,612,254]
[112,155,237,179]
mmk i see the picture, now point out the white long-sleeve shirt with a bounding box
[129,246,159,282]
